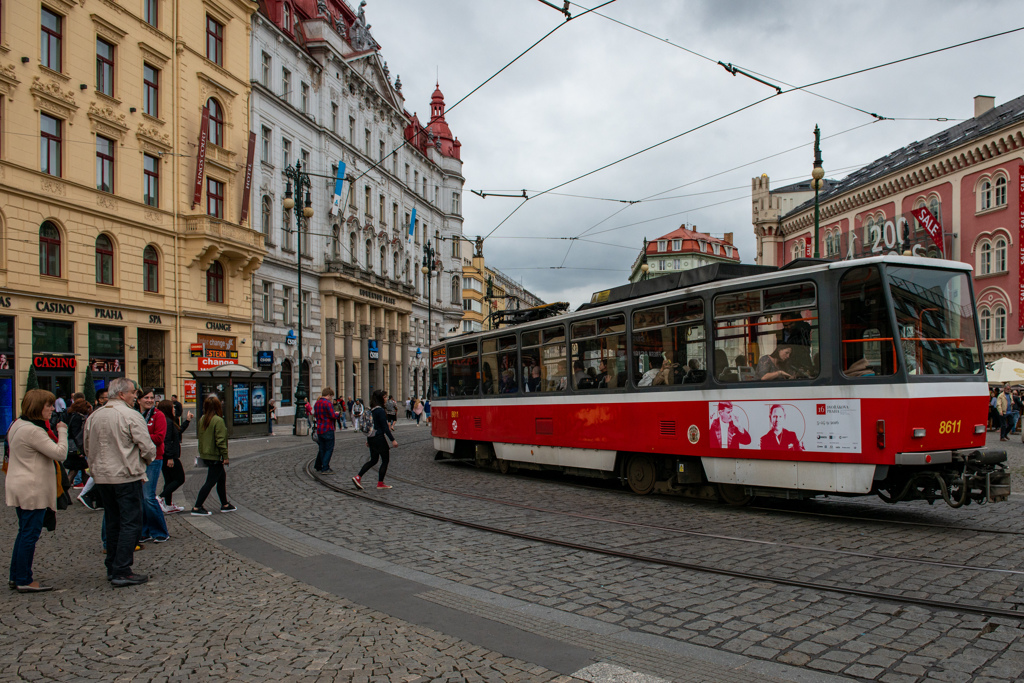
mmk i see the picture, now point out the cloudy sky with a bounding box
[370,0,1021,308]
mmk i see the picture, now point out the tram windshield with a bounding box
[886,266,980,375]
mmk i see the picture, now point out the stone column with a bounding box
[324,318,337,394]
[388,327,398,401]
[400,329,410,402]
[375,318,385,395]
[360,322,371,402]
[343,319,354,400]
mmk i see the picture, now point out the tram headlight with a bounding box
[912,428,926,439]
[876,420,885,449]
[974,424,986,434]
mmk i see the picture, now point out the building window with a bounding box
[96,39,115,97]
[40,222,61,277]
[261,51,271,86]
[144,0,159,27]
[41,8,62,72]
[979,241,992,274]
[995,176,1008,207]
[301,291,310,326]
[281,286,292,325]
[281,68,291,103]
[348,116,355,142]
[349,232,357,264]
[262,281,272,321]
[261,126,271,163]
[205,15,223,66]
[207,98,224,146]
[980,308,991,341]
[143,64,159,117]
[40,113,61,177]
[95,235,114,285]
[364,129,371,156]
[980,179,992,211]
[261,196,272,237]
[300,82,308,113]
[143,245,159,292]
[280,359,292,406]
[674,259,681,269]
[392,203,398,233]
[712,243,721,255]
[95,136,115,193]
[450,276,460,304]
[451,239,460,258]
[365,239,372,270]
[143,154,159,207]
[379,194,385,224]
[995,306,1007,341]
[301,148,309,169]
[331,224,340,259]
[452,192,460,215]
[282,3,291,31]
[995,238,1008,273]
[379,246,387,276]
[331,103,338,132]
[364,185,371,217]
[206,261,224,303]
[207,178,224,218]
[282,138,291,168]
[466,278,482,293]
[928,198,941,227]
[657,240,667,252]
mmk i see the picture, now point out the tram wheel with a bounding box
[716,483,752,506]
[626,455,656,495]
[497,459,510,475]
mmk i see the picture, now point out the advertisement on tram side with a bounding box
[708,399,861,453]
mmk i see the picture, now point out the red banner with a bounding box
[804,237,812,258]
[909,206,944,256]
[239,131,257,224]
[1019,164,1024,329]
[191,106,210,208]
[184,379,196,403]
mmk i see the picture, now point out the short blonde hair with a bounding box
[22,389,56,420]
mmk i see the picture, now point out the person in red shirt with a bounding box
[312,388,339,473]
[137,388,169,542]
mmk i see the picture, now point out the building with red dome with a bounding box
[629,226,740,283]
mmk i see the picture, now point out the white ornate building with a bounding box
[250,0,464,419]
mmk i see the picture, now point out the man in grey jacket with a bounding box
[83,377,156,586]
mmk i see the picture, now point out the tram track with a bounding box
[305,455,1024,622]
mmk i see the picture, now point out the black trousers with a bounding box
[194,462,227,509]
[357,442,390,482]
[95,480,143,578]
[160,458,186,504]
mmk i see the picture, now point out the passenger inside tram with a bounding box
[755,343,794,381]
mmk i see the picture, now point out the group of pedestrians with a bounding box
[4,378,234,592]
[309,388,398,490]
[995,384,1023,441]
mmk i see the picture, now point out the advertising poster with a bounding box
[251,384,267,423]
[184,380,196,403]
[233,384,250,425]
[708,399,861,454]
[0,377,13,437]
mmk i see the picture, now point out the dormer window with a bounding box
[657,240,667,252]
[698,241,707,253]
[712,243,720,255]
[283,3,291,32]
[672,239,681,251]
[725,246,733,257]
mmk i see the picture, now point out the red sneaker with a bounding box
[352,475,363,490]
[376,482,392,489]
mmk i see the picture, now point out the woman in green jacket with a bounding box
[190,395,235,516]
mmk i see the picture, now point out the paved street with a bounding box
[1,423,1023,682]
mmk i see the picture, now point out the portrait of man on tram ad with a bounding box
[760,403,804,452]
[709,401,751,449]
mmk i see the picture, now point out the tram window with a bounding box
[632,300,705,388]
[482,335,518,395]
[713,283,819,383]
[431,347,448,398]
[839,266,897,377]
[522,325,566,393]
[886,266,980,375]
[571,314,627,390]
[447,342,480,396]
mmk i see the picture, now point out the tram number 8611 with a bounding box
[937,420,961,435]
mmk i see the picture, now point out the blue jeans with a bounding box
[1001,411,1020,438]
[338,412,347,429]
[96,480,143,578]
[315,430,335,471]
[140,459,168,540]
[10,508,46,586]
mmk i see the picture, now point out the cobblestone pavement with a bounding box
[216,425,1024,683]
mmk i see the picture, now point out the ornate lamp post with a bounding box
[812,125,824,259]
[640,238,650,280]
[282,161,313,435]
[420,241,436,347]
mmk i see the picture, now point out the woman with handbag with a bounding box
[190,395,235,516]
[5,389,68,592]
[351,390,398,490]
[157,400,190,513]
[63,399,92,493]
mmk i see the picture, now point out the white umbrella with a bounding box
[986,357,1024,385]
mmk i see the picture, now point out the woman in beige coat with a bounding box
[6,389,68,592]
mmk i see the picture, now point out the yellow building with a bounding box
[0,0,261,416]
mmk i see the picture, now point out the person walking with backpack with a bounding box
[352,390,397,490]
[351,399,364,432]
[385,395,398,431]
[191,395,235,516]
[312,388,339,474]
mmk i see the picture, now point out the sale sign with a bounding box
[909,206,944,256]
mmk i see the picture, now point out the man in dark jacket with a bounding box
[312,388,340,473]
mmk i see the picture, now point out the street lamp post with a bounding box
[640,238,650,280]
[420,242,436,399]
[283,161,313,435]
[812,125,824,259]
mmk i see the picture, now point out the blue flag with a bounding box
[408,207,417,244]
[330,162,346,216]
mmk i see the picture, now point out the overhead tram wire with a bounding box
[347,0,618,188]
[481,24,1022,245]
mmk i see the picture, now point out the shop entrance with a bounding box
[137,328,166,393]
[37,373,74,401]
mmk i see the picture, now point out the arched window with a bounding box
[39,222,61,277]
[995,238,1008,273]
[980,241,992,275]
[261,196,272,237]
[995,176,1008,207]
[331,224,340,259]
[980,308,992,342]
[450,276,460,304]
[928,197,941,227]
[995,306,1007,341]
[393,252,399,280]
[280,359,293,406]
[143,245,159,292]
[95,234,114,285]
[349,232,357,264]
[206,260,224,303]
[206,98,224,147]
[406,259,411,283]
[380,246,387,276]
[979,178,992,211]
[282,3,291,32]
[863,217,875,245]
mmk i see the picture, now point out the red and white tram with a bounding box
[429,256,1010,508]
